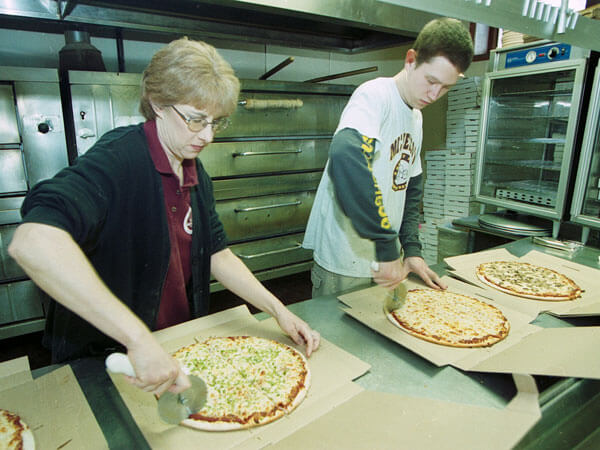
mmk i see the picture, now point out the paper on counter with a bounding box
[268,374,540,450]
[0,359,106,449]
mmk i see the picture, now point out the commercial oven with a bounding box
[68,71,353,290]
[570,61,600,243]
[0,67,69,339]
[473,41,593,238]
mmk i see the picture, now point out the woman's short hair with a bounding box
[140,37,240,120]
[414,18,474,74]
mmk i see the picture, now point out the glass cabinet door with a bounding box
[571,63,600,234]
[476,61,586,220]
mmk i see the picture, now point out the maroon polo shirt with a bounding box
[144,121,198,329]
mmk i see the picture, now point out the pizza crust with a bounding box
[476,261,582,301]
[386,289,510,348]
[0,409,35,450]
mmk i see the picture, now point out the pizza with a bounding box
[172,336,310,431]
[386,289,510,347]
[0,409,35,450]
[476,261,582,301]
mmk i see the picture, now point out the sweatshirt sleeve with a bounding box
[399,173,423,258]
[328,127,401,262]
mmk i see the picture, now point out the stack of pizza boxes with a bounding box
[421,150,447,265]
[420,77,482,264]
[443,77,482,223]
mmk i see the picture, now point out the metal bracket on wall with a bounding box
[522,0,578,34]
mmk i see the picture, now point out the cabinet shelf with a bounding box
[496,88,572,98]
[486,137,566,144]
[485,159,562,171]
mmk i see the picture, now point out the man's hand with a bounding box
[371,256,447,290]
[273,309,321,357]
[126,337,191,397]
[371,258,405,288]
[402,256,447,290]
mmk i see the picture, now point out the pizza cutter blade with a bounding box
[105,353,207,425]
[157,375,207,424]
[384,282,408,314]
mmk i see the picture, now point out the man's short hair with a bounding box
[414,18,474,74]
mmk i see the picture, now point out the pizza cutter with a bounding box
[105,352,207,425]
[371,261,409,313]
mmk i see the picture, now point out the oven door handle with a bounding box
[234,200,301,212]
[232,149,302,157]
[237,243,303,259]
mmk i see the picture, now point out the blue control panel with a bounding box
[505,43,571,68]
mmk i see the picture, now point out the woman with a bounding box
[8,37,320,396]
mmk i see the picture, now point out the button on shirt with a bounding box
[144,121,198,329]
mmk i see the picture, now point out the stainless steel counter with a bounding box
[33,237,600,449]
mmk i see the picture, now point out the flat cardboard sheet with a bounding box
[0,357,107,449]
[269,374,541,450]
[444,248,600,317]
[339,277,600,379]
[109,305,370,449]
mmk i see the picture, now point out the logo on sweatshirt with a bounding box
[390,133,415,191]
[361,134,391,230]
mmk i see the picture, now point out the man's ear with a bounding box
[405,49,418,70]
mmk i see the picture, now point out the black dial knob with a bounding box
[548,47,559,59]
[37,122,50,134]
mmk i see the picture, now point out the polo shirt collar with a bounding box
[144,120,199,188]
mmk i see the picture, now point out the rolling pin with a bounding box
[238,98,303,110]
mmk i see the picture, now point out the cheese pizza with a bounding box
[0,409,35,450]
[386,289,510,347]
[476,261,582,301]
[172,336,310,431]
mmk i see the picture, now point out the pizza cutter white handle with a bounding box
[105,352,137,377]
[371,261,380,272]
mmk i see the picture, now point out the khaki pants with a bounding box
[310,262,373,298]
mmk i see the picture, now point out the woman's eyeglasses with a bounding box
[170,105,230,133]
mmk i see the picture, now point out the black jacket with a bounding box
[21,124,227,362]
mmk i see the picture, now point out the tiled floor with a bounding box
[0,271,312,370]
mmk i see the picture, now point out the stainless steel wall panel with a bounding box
[0,149,27,194]
[0,84,20,143]
[202,139,330,177]
[15,80,68,185]
[217,190,315,242]
[0,280,44,325]
[70,81,144,156]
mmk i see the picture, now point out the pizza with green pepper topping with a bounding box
[172,336,310,431]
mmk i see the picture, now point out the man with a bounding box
[303,18,474,297]
[9,37,320,397]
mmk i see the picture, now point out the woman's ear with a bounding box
[150,101,163,118]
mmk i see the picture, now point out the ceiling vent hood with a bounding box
[0,0,441,52]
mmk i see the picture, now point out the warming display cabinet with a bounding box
[474,41,592,238]
[570,62,600,243]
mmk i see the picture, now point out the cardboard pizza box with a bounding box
[108,305,371,450]
[444,248,600,317]
[268,374,540,450]
[339,277,600,379]
[0,356,107,449]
